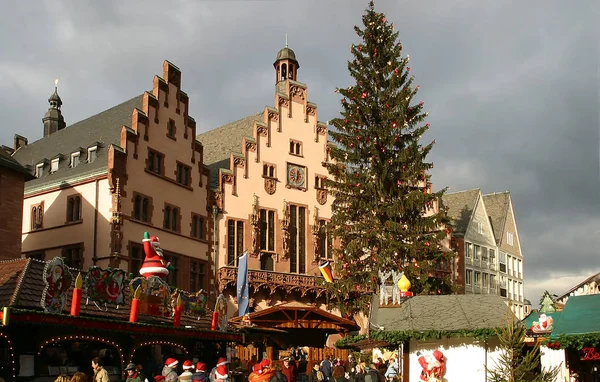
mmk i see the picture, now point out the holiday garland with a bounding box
[544,333,600,350]
[336,328,499,349]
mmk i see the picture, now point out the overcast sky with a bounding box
[1,0,597,305]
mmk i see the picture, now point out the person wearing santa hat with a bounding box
[248,364,264,382]
[179,360,194,382]
[209,357,230,382]
[140,232,171,279]
[192,362,209,382]
[162,358,179,382]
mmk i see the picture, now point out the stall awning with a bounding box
[551,294,600,339]
[229,301,360,332]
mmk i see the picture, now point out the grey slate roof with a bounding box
[440,188,480,235]
[196,112,263,188]
[0,149,34,179]
[12,95,143,192]
[372,295,512,332]
[482,192,510,245]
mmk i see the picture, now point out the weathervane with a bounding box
[285,33,288,48]
[54,78,59,89]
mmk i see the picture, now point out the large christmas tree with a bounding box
[325,1,454,315]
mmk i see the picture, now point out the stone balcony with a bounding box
[217,266,328,298]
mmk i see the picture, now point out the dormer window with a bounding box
[35,163,44,178]
[51,158,59,173]
[71,152,80,168]
[87,146,97,163]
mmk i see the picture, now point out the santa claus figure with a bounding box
[140,232,171,279]
[418,350,445,382]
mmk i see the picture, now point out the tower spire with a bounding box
[42,78,66,137]
[285,33,288,48]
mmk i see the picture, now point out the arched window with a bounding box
[142,198,149,222]
[67,196,82,222]
[133,195,142,220]
[171,208,178,231]
[31,206,37,230]
[281,63,287,81]
[164,206,171,229]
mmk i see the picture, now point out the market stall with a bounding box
[0,253,242,382]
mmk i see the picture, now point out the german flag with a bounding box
[319,261,334,283]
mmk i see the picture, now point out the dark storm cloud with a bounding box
[0,0,597,303]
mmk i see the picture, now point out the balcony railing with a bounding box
[217,266,328,298]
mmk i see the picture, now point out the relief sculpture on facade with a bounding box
[317,189,327,205]
[281,200,290,259]
[250,194,260,257]
[264,178,276,195]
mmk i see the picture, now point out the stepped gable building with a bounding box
[10,61,213,292]
[197,45,360,348]
[0,147,35,260]
[442,189,525,318]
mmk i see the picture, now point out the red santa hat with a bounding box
[260,359,271,369]
[140,232,169,279]
[215,365,228,380]
[196,362,208,373]
[165,358,179,368]
[182,360,194,370]
[252,364,262,374]
[433,350,444,362]
[216,357,229,367]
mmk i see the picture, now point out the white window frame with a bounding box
[87,146,97,163]
[50,158,59,173]
[507,232,514,246]
[71,152,80,168]
[35,163,44,178]
[477,222,483,234]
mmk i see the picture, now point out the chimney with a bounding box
[14,134,28,151]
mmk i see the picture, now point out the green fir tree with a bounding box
[325,1,454,316]
[487,312,559,382]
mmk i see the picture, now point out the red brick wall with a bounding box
[0,168,25,259]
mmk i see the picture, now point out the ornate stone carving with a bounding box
[221,173,233,185]
[109,178,123,258]
[278,97,289,107]
[217,267,328,299]
[290,86,305,100]
[317,189,328,205]
[245,141,257,152]
[250,194,260,257]
[280,200,290,259]
[268,111,279,122]
[264,178,276,195]
[210,190,223,210]
[312,206,320,263]
[256,125,268,137]
[306,106,316,116]
[316,124,327,136]
[234,157,245,167]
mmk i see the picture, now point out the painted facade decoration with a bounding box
[129,276,172,316]
[83,266,126,306]
[417,350,446,382]
[41,257,73,313]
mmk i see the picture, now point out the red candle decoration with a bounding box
[211,311,219,331]
[129,286,141,323]
[173,294,182,327]
[70,273,83,317]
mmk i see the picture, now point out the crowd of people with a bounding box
[49,353,401,382]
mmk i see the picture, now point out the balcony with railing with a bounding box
[217,266,328,298]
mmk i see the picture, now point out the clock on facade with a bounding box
[287,164,306,188]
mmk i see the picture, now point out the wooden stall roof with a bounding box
[229,301,360,332]
[0,258,241,341]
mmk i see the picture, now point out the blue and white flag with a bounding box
[236,251,250,316]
